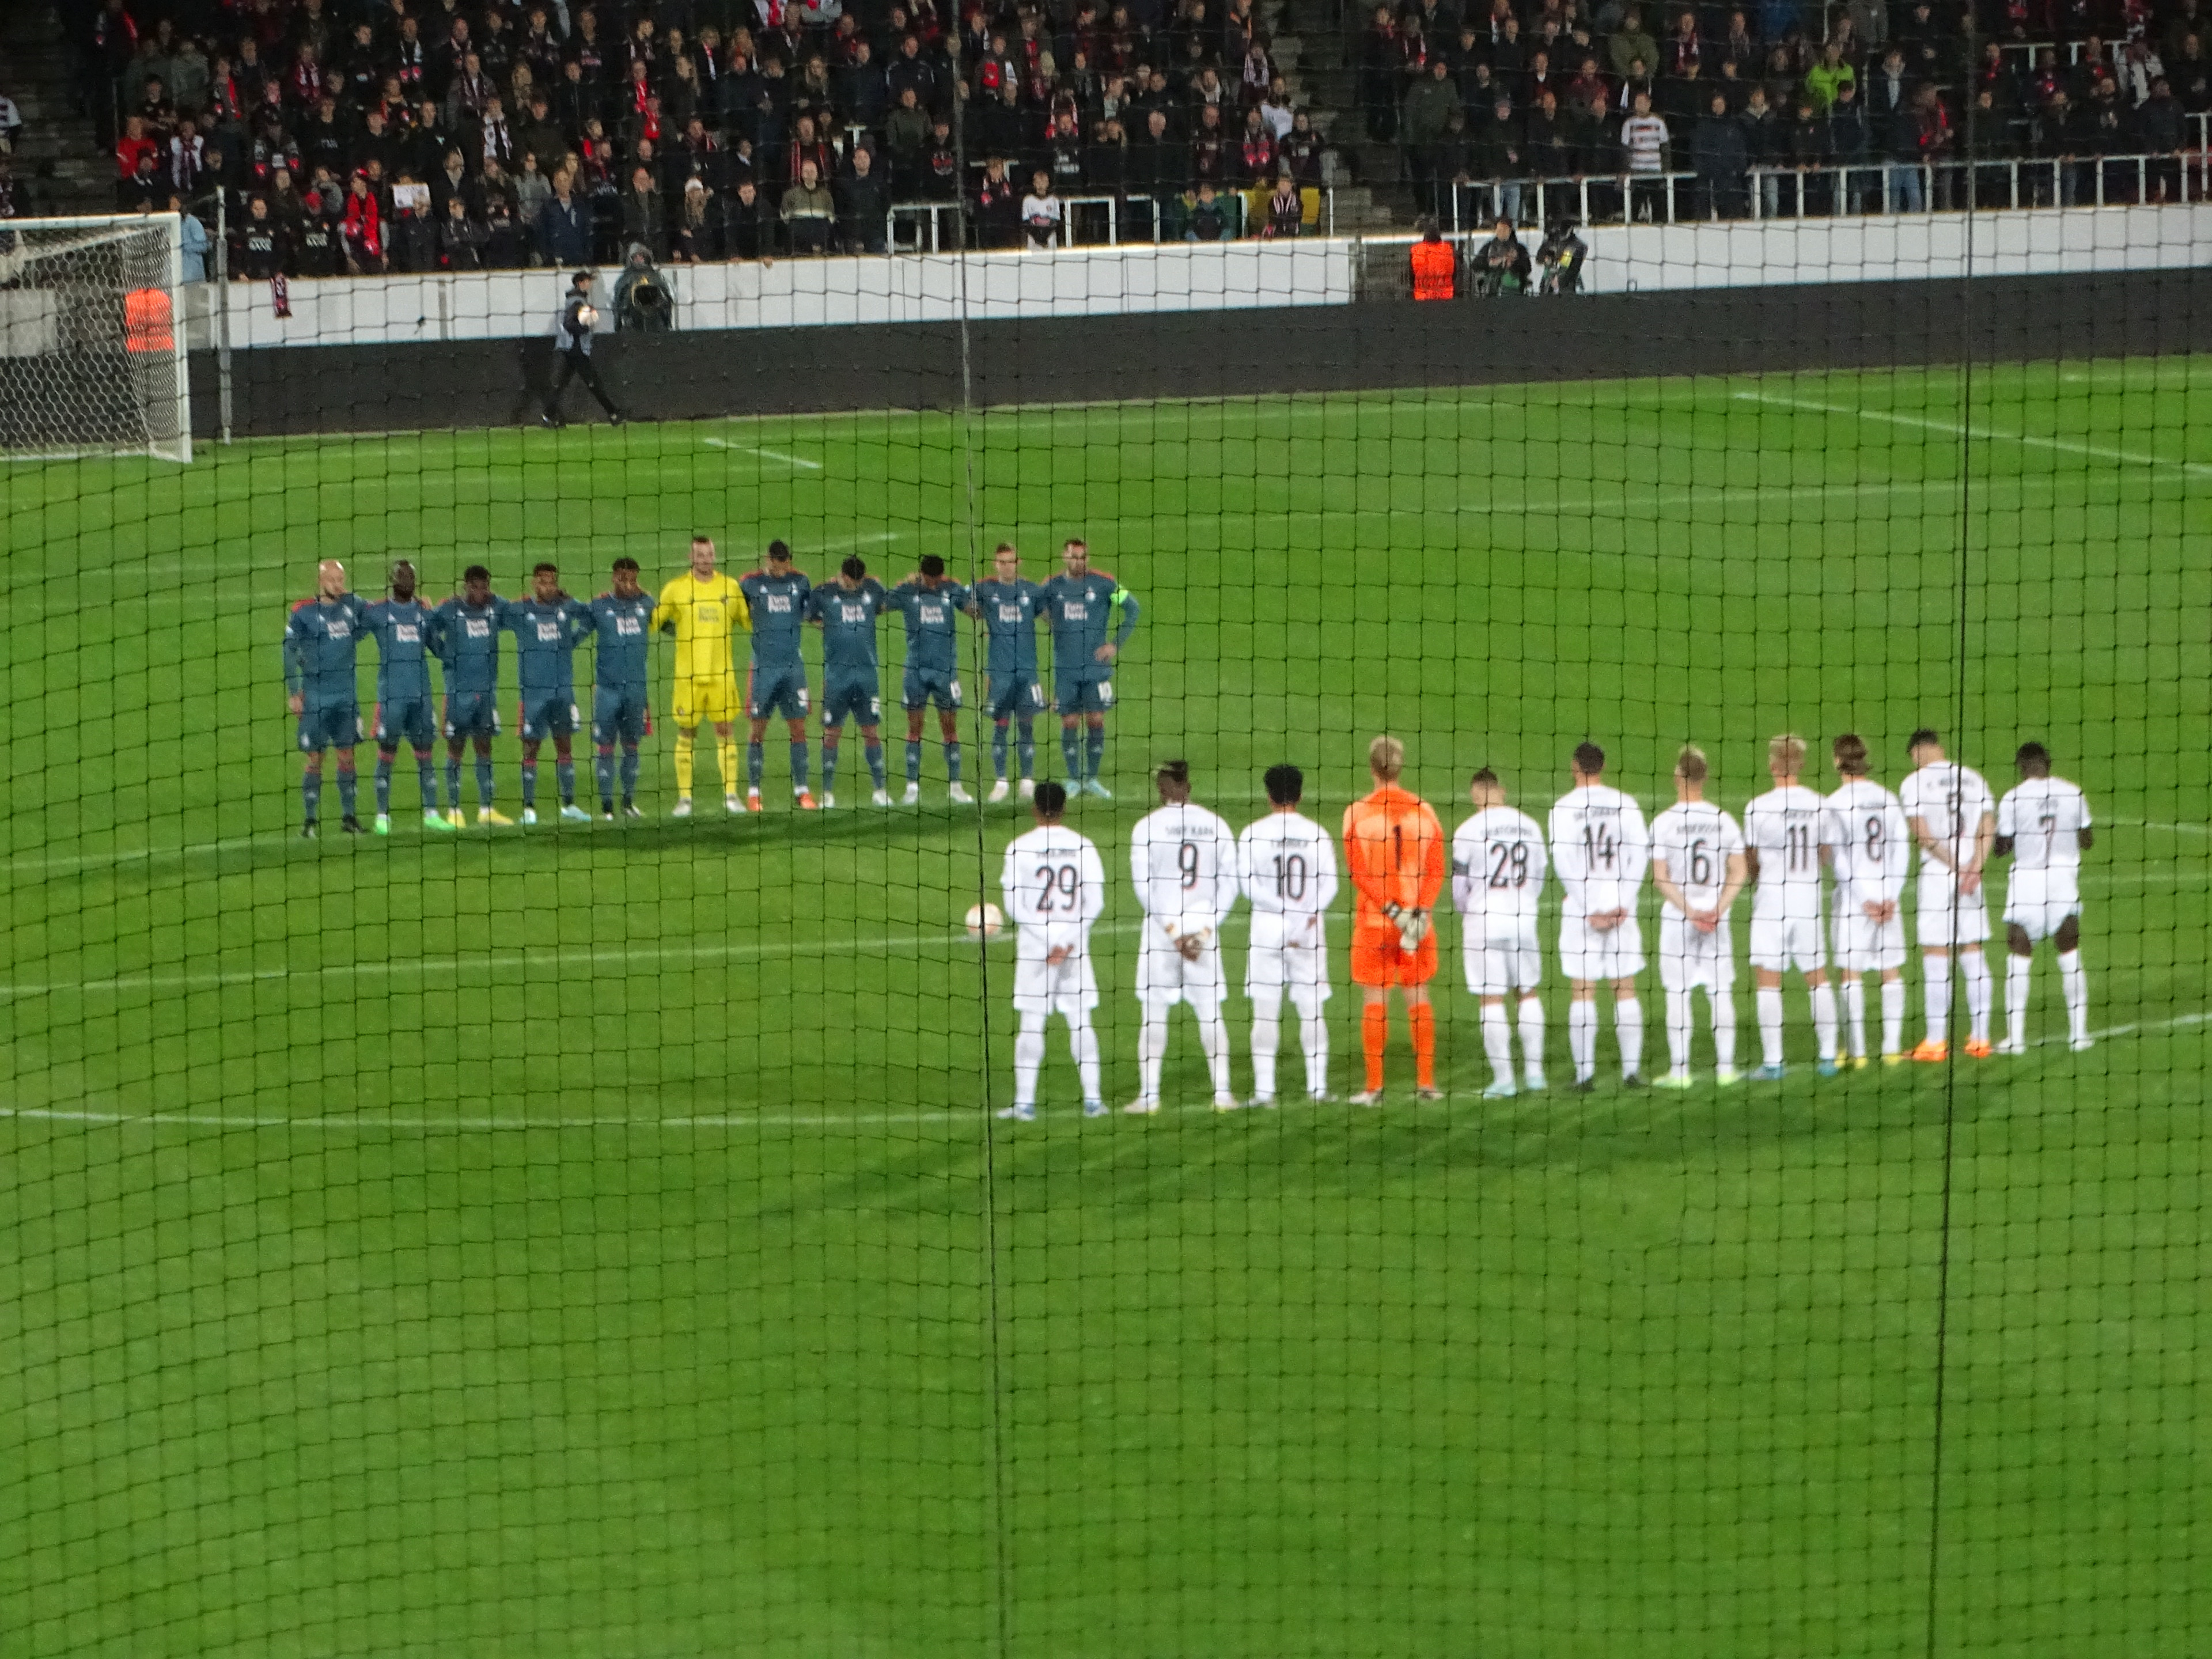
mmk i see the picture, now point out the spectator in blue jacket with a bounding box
[535,168,590,266]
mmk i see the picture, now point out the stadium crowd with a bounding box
[60,0,1332,271]
[1372,0,2212,224]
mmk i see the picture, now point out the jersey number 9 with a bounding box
[1178,842,1200,889]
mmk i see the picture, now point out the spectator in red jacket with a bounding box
[342,171,385,272]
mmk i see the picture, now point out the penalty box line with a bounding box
[2,1009,2205,1134]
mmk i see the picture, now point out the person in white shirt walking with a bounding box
[1549,741,1651,1091]
[1127,760,1241,1112]
[1994,741,2096,1052]
[1238,763,1342,1105]
[1742,734,1841,1078]
[1649,745,1748,1088]
[1450,767,1550,1098]
[1825,733,1912,1065]
[997,781,1107,1120]
[1898,728,1998,1060]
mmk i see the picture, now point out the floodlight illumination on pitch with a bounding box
[0,213,192,464]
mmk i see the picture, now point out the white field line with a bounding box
[700,437,824,470]
[1732,389,2212,479]
[4,1005,2201,1134]
[2118,818,2212,836]
[0,921,1144,1001]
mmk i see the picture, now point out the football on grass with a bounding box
[964,903,1005,939]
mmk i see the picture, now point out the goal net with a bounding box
[0,214,191,464]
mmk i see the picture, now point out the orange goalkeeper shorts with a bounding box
[1349,918,1438,988]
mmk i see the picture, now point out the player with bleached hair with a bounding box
[1127,760,1242,1113]
[1450,767,1550,1098]
[1742,734,1840,1077]
[1239,763,1342,1105]
[1994,742,2096,1052]
[1549,741,1650,1091]
[1899,728,1998,1060]
[1825,733,1912,1065]
[997,782,1107,1120]
[1649,745,1747,1087]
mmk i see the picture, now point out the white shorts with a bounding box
[1460,912,1542,997]
[1658,911,1736,993]
[1749,908,1825,975]
[1138,931,1227,1010]
[2003,870,2082,944]
[1559,912,1644,984]
[1832,901,1907,974]
[1012,935,1098,1019]
[1245,913,1331,1016]
[1916,871,1991,949]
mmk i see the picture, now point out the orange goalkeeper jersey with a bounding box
[1341,783,1446,930]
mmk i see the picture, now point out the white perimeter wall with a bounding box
[200,204,2210,347]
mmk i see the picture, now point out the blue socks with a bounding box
[1085,726,1104,781]
[1017,721,1035,780]
[823,744,839,789]
[475,755,495,805]
[597,750,615,808]
[302,770,322,824]
[748,741,764,789]
[416,753,437,809]
[865,742,886,789]
[521,761,537,808]
[335,768,357,818]
[556,759,575,805]
[620,745,639,802]
[374,757,393,815]
[446,755,462,805]
[993,721,1010,779]
[1062,727,1081,780]
[945,741,961,782]
[789,740,808,790]
[906,739,923,783]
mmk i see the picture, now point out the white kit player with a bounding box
[1127,760,1241,1113]
[996,781,1107,1120]
[1742,734,1841,1078]
[1450,767,1550,1098]
[1899,728,1998,1061]
[1238,763,1342,1105]
[1548,741,1650,1091]
[1994,741,2096,1052]
[1649,745,1748,1088]
[1825,733,1913,1065]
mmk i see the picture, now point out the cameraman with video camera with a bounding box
[612,242,675,333]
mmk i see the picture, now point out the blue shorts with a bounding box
[1056,674,1116,715]
[592,685,649,746]
[821,672,882,728]
[374,697,435,749]
[296,700,361,752]
[519,692,578,741]
[444,690,501,741]
[902,666,963,712]
[748,661,810,722]
[987,674,1047,721]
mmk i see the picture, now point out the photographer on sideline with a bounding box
[541,269,627,428]
[612,242,675,332]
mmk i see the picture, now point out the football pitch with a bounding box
[2,361,2207,1657]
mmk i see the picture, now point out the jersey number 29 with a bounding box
[1033,864,1081,911]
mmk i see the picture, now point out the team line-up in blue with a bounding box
[282,536,1139,834]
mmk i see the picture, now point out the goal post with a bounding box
[0,212,192,463]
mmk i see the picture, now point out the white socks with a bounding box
[1923,953,1952,1046]
[1810,982,1839,1062]
[1616,995,1643,1078]
[1842,979,1868,1059]
[2059,950,2089,1045]
[1138,1010,1168,1101]
[1517,995,1546,1086]
[1758,987,1785,1067]
[1482,1002,1514,1086]
[1961,950,1993,1045]
[1251,1008,1281,1099]
[1071,1014,1101,1100]
[1014,1014,1046,1109]
[1665,988,1693,1073]
[1569,998,1597,1082]
[1300,1009,1330,1096]
[1712,987,1737,1071]
[2007,955,2032,1045]
[1881,979,1906,1056]
[1198,1010,1232,1097]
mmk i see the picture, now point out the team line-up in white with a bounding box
[984,729,2097,1119]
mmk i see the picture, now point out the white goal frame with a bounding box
[0,211,192,463]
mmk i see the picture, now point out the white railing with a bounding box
[891,187,1332,251]
[1447,150,2211,230]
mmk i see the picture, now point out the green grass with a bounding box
[1,361,2207,1657]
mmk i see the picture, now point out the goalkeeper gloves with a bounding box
[1382,903,1430,952]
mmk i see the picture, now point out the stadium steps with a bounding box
[2,2,108,214]
[1275,0,1417,226]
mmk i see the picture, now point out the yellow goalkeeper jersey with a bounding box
[653,571,751,681]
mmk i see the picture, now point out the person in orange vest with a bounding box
[123,285,175,354]
[1408,215,1457,301]
[1342,734,1449,1103]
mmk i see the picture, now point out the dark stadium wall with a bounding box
[190,269,2212,439]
